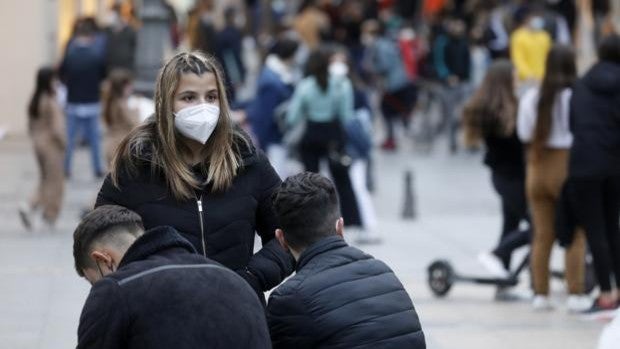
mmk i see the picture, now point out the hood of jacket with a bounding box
[119,225,197,268]
[583,61,620,95]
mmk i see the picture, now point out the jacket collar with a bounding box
[296,236,347,271]
[119,226,197,267]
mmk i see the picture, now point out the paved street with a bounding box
[0,134,606,348]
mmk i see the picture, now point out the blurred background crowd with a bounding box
[2,0,620,346]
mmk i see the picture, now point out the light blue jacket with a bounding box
[366,37,410,92]
[286,76,353,126]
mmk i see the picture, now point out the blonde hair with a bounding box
[111,51,246,200]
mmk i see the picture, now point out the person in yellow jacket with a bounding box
[510,10,552,82]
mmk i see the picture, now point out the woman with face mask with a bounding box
[95,52,294,303]
[286,47,362,228]
[510,9,552,85]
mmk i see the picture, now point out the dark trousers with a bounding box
[491,170,531,269]
[300,121,361,226]
[570,176,620,292]
[380,83,417,141]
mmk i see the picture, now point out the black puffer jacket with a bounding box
[77,226,271,349]
[569,61,620,179]
[95,135,294,295]
[267,236,426,349]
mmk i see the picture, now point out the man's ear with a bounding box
[335,217,344,237]
[90,250,112,268]
[275,229,289,251]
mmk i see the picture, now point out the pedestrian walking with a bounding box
[330,48,379,242]
[73,205,271,349]
[286,47,361,227]
[246,37,299,177]
[101,68,139,166]
[268,172,426,349]
[215,6,246,104]
[95,51,294,302]
[60,19,107,178]
[510,7,552,85]
[104,4,137,73]
[462,60,531,299]
[432,16,471,153]
[568,34,620,313]
[517,45,589,312]
[361,19,415,151]
[18,67,65,232]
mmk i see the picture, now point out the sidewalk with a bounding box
[0,135,605,348]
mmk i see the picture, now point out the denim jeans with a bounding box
[65,103,103,177]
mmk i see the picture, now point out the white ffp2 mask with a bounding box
[329,61,349,78]
[174,103,220,144]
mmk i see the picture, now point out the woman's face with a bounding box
[173,72,219,113]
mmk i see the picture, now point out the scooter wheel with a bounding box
[427,260,454,297]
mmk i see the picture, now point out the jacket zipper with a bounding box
[196,194,207,258]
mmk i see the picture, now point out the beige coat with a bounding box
[29,94,65,222]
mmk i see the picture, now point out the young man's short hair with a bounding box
[73,205,144,276]
[271,172,341,250]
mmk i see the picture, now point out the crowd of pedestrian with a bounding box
[16,0,620,347]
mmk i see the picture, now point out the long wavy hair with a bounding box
[532,44,576,157]
[28,67,56,121]
[111,51,245,200]
[101,68,133,127]
[462,59,517,147]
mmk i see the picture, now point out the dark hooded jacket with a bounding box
[77,226,271,349]
[569,61,620,178]
[267,236,426,349]
[95,131,294,298]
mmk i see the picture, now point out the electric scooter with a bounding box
[427,253,597,297]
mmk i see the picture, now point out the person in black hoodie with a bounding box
[267,172,425,349]
[73,205,271,348]
[568,34,620,313]
[96,51,294,303]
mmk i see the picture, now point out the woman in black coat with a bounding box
[568,35,620,312]
[461,60,531,291]
[96,52,294,300]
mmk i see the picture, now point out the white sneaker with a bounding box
[567,295,592,313]
[532,295,554,311]
[477,252,509,278]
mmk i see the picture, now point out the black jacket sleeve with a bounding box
[247,152,295,291]
[77,279,128,349]
[267,287,316,349]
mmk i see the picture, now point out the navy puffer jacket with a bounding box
[267,236,426,349]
